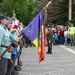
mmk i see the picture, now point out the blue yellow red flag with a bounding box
[22,9,46,63]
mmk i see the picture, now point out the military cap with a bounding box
[0,14,8,21]
[8,18,12,24]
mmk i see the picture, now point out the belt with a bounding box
[1,45,8,48]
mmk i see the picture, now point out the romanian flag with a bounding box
[23,9,47,63]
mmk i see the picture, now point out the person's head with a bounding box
[7,18,12,30]
[64,28,67,31]
[52,24,54,27]
[0,15,8,26]
[69,23,73,27]
[48,27,51,31]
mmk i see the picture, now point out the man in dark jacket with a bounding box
[46,27,53,54]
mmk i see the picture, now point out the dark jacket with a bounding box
[47,30,53,45]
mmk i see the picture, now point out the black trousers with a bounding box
[6,59,12,75]
[0,57,8,75]
[6,55,17,75]
[47,42,52,53]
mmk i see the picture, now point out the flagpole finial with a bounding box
[45,0,52,8]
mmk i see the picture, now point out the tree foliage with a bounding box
[34,0,75,25]
[0,0,37,25]
[1,0,75,26]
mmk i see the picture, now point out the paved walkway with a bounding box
[19,45,75,75]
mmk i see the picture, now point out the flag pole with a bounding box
[45,0,52,45]
[45,0,52,8]
[43,0,52,23]
[38,1,52,62]
[43,0,52,21]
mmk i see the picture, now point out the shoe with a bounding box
[46,52,49,54]
[46,52,52,54]
[14,71,19,74]
[14,66,22,71]
[11,71,19,75]
[49,52,52,54]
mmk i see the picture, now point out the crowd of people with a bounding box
[46,23,75,46]
[46,23,75,54]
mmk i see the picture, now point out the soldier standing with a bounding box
[6,18,19,75]
[46,27,53,54]
[0,15,16,75]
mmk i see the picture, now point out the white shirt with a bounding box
[64,31,68,37]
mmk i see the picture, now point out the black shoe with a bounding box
[50,52,52,54]
[14,71,19,74]
[46,52,52,54]
[11,71,19,75]
[14,66,22,71]
[16,68,22,71]
[46,52,49,54]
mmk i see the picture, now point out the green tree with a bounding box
[0,0,37,25]
[34,0,71,25]
[56,0,69,25]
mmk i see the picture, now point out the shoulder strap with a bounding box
[0,39,8,50]
[0,26,7,50]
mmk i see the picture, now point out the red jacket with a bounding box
[60,30,64,36]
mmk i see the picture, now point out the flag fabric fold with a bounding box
[23,9,47,63]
